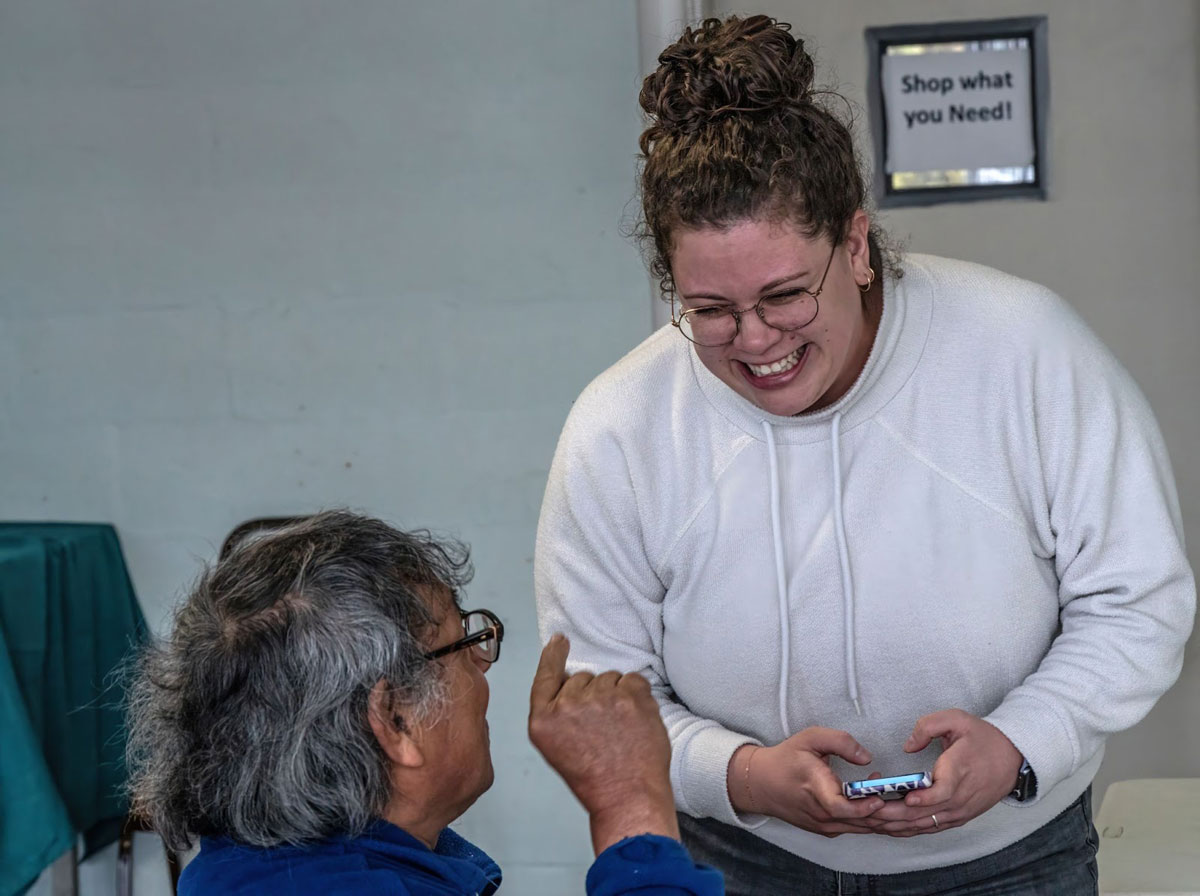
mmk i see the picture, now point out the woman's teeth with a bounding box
[747,346,804,377]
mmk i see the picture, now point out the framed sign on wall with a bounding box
[865,17,1048,207]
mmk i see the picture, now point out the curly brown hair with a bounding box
[636,15,897,300]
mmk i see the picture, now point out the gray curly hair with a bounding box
[126,510,472,851]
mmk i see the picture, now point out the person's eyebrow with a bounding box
[760,267,814,292]
[681,266,814,302]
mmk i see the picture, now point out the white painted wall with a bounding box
[716,0,1200,802]
[1,2,651,893]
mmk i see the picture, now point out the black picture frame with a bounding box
[865,16,1049,207]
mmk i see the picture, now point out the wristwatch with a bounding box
[1010,759,1037,802]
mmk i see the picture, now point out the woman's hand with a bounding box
[727,728,885,837]
[871,709,1023,837]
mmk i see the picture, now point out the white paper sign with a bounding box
[881,46,1034,173]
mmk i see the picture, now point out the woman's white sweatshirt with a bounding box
[535,254,1195,873]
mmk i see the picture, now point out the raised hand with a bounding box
[528,633,680,853]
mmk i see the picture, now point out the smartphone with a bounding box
[843,771,932,800]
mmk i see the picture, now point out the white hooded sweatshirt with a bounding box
[535,254,1195,874]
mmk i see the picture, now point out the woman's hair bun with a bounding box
[640,15,816,135]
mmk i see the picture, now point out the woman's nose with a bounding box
[735,307,778,351]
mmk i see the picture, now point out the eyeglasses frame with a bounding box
[423,607,505,665]
[671,242,839,347]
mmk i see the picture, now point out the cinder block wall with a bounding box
[1,2,651,892]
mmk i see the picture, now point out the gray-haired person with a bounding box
[127,510,723,895]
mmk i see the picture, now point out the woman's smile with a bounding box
[743,343,809,382]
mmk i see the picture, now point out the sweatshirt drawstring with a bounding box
[831,412,862,715]
[761,420,792,735]
[763,413,862,730]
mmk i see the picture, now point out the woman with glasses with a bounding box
[535,14,1194,895]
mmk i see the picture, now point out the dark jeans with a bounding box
[679,789,1098,896]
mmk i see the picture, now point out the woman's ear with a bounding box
[367,679,425,769]
[846,209,872,282]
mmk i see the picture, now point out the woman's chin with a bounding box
[739,376,822,417]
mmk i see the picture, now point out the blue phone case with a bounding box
[842,771,932,799]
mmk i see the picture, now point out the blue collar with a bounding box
[183,819,502,896]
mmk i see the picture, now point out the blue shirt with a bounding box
[180,819,722,895]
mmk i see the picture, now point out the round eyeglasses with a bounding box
[671,244,836,347]
[424,608,504,665]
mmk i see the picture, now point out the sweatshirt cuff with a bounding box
[984,691,1078,805]
[673,725,768,830]
[586,835,724,896]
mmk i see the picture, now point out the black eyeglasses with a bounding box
[671,243,837,347]
[423,608,504,665]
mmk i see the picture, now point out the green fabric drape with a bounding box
[0,524,148,896]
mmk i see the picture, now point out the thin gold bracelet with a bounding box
[744,745,760,814]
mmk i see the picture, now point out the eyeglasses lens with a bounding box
[464,611,498,662]
[681,294,817,346]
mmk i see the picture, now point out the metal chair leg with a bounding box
[117,812,181,896]
[50,842,78,896]
[117,818,135,896]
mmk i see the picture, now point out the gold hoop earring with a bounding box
[859,267,875,294]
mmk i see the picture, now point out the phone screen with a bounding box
[843,771,932,799]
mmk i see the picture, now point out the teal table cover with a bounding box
[0,524,148,896]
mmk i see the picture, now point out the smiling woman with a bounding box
[535,13,1195,896]
[671,218,876,417]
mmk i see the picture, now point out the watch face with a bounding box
[1011,763,1037,801]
